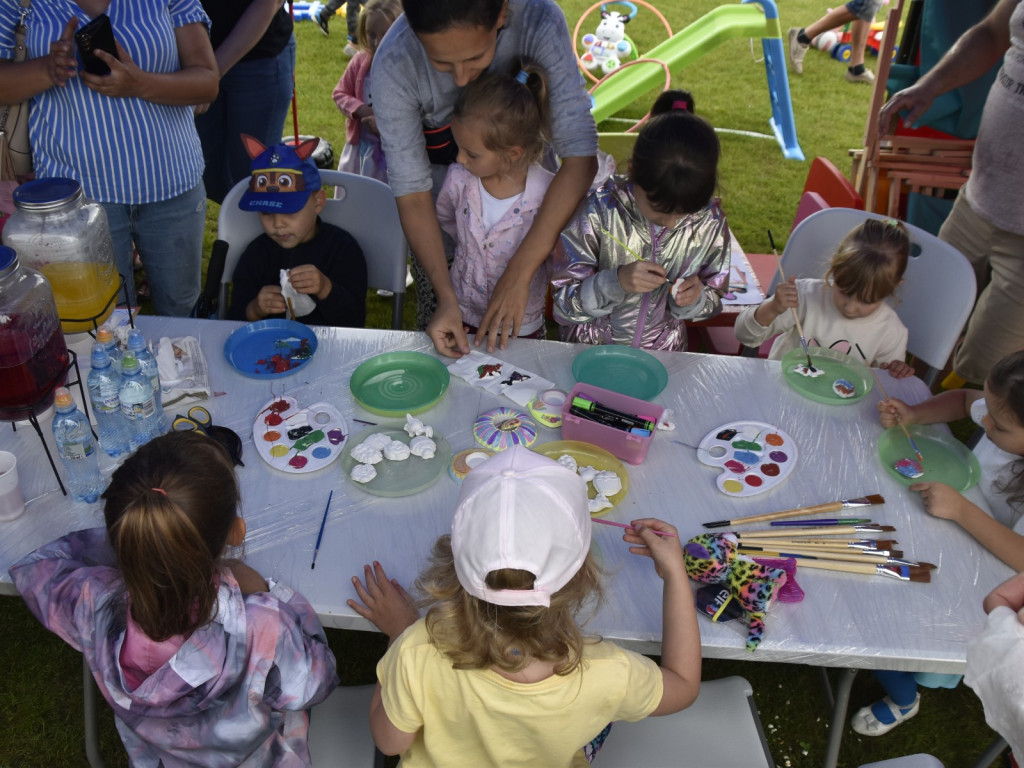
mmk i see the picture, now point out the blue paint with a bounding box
[311,446,331,459]
[733,450,759,465]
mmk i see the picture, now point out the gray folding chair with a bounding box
[218,171,408,329]
[762,208,976,386]
[595,676,773,767]
[859,756,945,768]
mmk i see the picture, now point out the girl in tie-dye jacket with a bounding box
[10,432,338,767]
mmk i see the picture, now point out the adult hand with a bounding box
[880,359,915,379]
[45,18,78,87]
[617,261,667,294]
[672,274,702,307]
[878,84,935,134]
[194,102,211,115]
[361,114,379,137]
[254,285,287,318]
[621,517,685,581]
[348,561,419,641]
[474,267,531,352]
[289,264,331,299]
[427,297,470,358]
[81,41,145,99]
[910,481,971,522]
[877,396,914,429]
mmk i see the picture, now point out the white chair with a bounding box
[765,208,976,386]
[596,676,773,768]
[218,171,409,330]
[308,684,385,768]
[858,756,944,768]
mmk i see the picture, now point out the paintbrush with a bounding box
[286,297,296,322]
[739,547,933,570]
[736,536,900,553]
[768,228,815,372]
[769,518,872,526]
[704,494,885,528]
[738,543,905,562]
[592,518,678,537]
[775,556,932,582]
[310,489,333,570]
[728,524,895,538]
[869,366,925,464]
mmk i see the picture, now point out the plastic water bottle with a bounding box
[126,329,166,432]
[95,324,121,374]
[51,387,103,503]
[119,353,161,450]
[87,342,129,457]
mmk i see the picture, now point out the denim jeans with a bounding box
[102,182,207,317]
[195,36,296,204]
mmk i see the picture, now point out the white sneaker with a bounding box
[343,42,358,58]
[850,694,920,736]
[788,28,808,75]
[846,67,876,84]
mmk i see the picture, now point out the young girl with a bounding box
[331,0,402,183]
[10,431,339,765]
[551,91,730,351]
[848,349,1024,736]
[735,219,914,376]
[435,61,555,339]
[348,447,701,764]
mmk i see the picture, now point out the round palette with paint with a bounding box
[224,319,318,380]
[252,396,348,474]
[533,440,630,515]
[780,347,873,405]
[878,424,981,492]
[341,425,453,497]
[696,421,798,497]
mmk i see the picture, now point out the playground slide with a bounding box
[591,0,803,160]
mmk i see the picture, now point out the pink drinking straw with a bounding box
[592,518,678,537]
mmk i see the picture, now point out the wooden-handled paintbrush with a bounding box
[737,543,912,563]
[704,494,885,528]
[768,228,815,372]
[736,537,901,555]
[779,556,932,582]
[869,367,925,464]
[729,524,895,538]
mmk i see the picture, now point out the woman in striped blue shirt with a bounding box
[0,1,218,317]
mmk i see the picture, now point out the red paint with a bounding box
[745,474,763,487]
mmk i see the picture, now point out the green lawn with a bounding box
[0,3,1007,767]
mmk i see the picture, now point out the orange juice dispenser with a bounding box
[2,178,120,333]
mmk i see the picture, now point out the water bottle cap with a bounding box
[121,353,140,372]
[127,329,146,351]
[90,343,110,368]
[96,326,114,344]
[54,387,73,409]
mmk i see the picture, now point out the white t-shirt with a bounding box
[971,398,1023,530]
[478,180,523,231]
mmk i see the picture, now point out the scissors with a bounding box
[171,406,245,467]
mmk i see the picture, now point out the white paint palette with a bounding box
[253,396,348,474]
[696,420,798,497]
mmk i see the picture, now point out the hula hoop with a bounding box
[590,57,673,132]
[573,0,674,85]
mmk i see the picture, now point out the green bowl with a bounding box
[878,424,981,491]
[781,347,873,405]
[349,351,450,417]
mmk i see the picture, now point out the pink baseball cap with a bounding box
[452,446,592,607]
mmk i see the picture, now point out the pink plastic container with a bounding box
[561,383,664,465]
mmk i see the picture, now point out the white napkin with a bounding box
[280,269,315,318]
[965,605,1024,763]
[155,336,211,407]
[447,350,555,408]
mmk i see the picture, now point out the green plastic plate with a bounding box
[341,426,452,497]
[781,347,873,405]
[572,346,668,400]
[349,351,450,417]
[878,424,981,492]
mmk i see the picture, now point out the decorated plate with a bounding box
[252,396,348,474]
[350,352,450,417]
[878,424,981,491]
[572,346,668,400]
[534,440,630,515]
[341,424,452,497]
[696,421,797,497]
[781,347,873,405]
[224,319,317,379]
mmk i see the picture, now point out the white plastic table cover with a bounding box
[0,317,1012,675]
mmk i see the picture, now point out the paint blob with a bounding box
[793,363,825,378]
[288,455,308,469]
[769,450,788,463]
[761,463,780,477]
[733,450,759,465]
[265,413,283,426]
[744,475,763,487]
[832,378,856,398]
[722,479,744,493]
[327,429,345,444]
[292,430,325,452]
[716,428,738,441]
[311,446,331,459]
[263,430,281,442]
[724,459,746,474]
[894,458,924,479]
[288,425,313,440]
[765,433,784,446]
[269,445,289,457]
[732,439,762,451]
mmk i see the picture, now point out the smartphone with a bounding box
[75,14,119,76]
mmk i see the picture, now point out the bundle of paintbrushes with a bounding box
[728,524,934,583]
[704,494,886,528]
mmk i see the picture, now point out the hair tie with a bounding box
[671,99,689,111]
[885,218,903,229]
[514,69,529,85]
[151,488,167,496]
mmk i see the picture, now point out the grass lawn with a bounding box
[0,2,1007,766]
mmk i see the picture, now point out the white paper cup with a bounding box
[0,450,26,522]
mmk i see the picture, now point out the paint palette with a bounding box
[878,424,981,491]
[781,347,873,405]
[697,421,798,497]
[252,396,348,474]
[341,425,453,497]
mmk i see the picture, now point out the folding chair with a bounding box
[596,676,774,768]
[308,684,386,768]
[759,208,976,385]
[218,171,408,330]
[858,756,944,768]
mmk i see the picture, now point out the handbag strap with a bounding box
[0,0,33,134]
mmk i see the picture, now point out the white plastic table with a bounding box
[0,317,1010,768]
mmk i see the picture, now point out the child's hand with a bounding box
[348,561,419,642]
[622,518,686,581]
[252,285,287,319]
[617,261,667,293]
[289,264,332,300]
[910,481,972,522]
[877,397,915,428]
[880,360,915,378]
[671,275,702,307]
[769,276,799,314]
[361,114,379,137]
[224,559,269,595]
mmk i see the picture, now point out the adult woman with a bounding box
[0,1,218,317]
[371,0,598,356]
[196,0,296,205]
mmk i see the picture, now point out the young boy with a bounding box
[788,0,882,84]
[228,135,367,327]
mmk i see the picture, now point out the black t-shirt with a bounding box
[202,0,293,62]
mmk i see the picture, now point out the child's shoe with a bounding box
[846,67,876,84]
[850,693,920,736]
[788,28,808,74]
[343,41,359,58]
[316,10,330,36]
